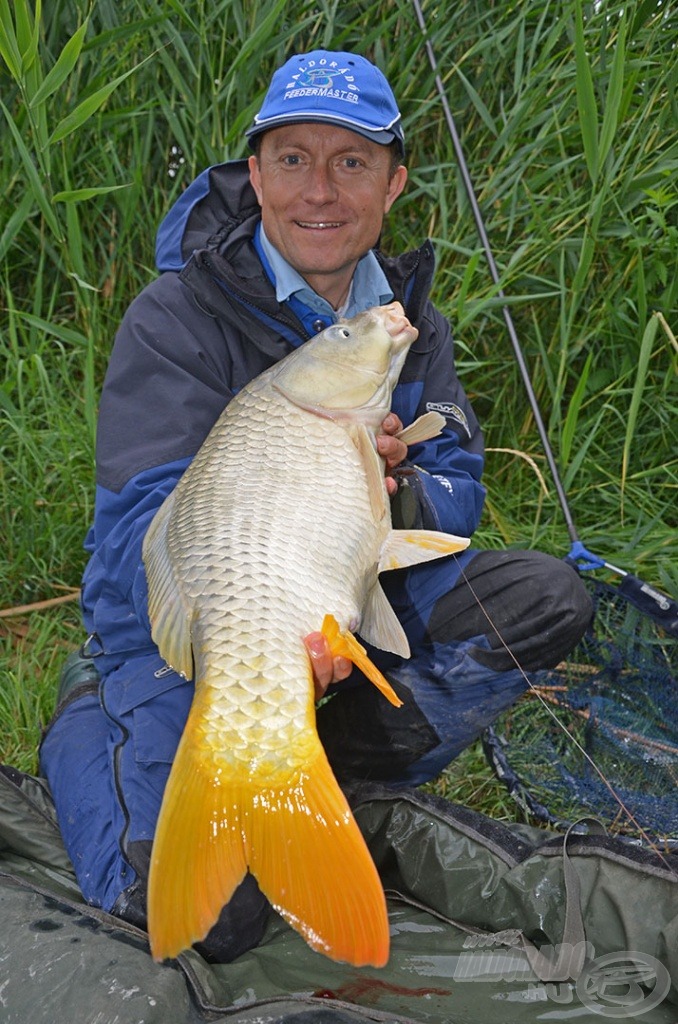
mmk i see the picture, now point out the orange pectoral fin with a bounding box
[321,613,403,708]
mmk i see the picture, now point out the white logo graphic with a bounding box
[426,401,471,438]
[454,933,671,1018]
[285,59,360,106]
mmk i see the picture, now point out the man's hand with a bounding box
[377,413,408,496]
[304,633,353,700]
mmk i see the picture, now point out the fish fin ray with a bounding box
[348,423,387,522]
[379,529,470,573]
[142,490,193,679]
[249,746,390,966]
[321,613,404,705]
[360,583,411,660]
[395,411,446,445]
[148,718,248,961]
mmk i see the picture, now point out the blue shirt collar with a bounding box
[256,222,393,321]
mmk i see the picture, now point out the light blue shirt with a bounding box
[258,224,394,321]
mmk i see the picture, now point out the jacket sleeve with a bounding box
[81,462,191,660]
[81,273,236,665]
[391,303,485,539]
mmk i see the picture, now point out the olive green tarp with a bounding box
[1,765,676,1023]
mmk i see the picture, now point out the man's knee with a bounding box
[316,673,440,782]
[317,639,530,786]
[545,551,592,624]
[505,550,593,668]
[427,549,593,671]
[41,682,270,962]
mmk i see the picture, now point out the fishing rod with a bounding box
[410,0,678,638]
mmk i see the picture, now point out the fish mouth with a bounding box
[380,302,419,350]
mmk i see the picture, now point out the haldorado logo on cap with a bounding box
[285,58,360,106]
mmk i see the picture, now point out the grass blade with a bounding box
[49,55,153,144]
[621,312,661,505]
[574,0,599,183]
[0,189,34,262]
[53,184,132,203]
[12,0,39,74]
[29,18,89,107]
[561,349,593,466]
[0,98,62,240]
[597,10,627,175]
[0,0,22,80]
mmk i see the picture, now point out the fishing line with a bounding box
[410,0,678,635]
[453,555,674,866]
[411,0,677,851]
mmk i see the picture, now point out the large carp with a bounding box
[143,302,469,968]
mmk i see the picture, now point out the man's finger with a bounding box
[304,632,353,699]
[377,432,408,470]
[380,412,403,435]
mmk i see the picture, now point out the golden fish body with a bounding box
[143,303,469,966]
[172,380,390,746]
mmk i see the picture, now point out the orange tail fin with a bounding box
[321,613,404,708]
[147,713,389,967]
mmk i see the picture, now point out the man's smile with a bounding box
[295,221,343,229]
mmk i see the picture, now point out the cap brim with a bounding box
[246,113,404,153]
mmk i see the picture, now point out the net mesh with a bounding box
[486,577,678,840]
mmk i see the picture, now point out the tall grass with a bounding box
[1,0,676,798]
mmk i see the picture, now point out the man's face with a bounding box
[248,123,407,310]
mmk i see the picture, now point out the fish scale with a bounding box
[143,303,470,967]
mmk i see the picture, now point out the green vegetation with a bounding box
[1,1,676,822]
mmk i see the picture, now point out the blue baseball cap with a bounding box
[246,50,405,154]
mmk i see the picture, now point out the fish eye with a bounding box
[325,324,352,343]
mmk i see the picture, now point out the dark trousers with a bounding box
[428,548,592,671]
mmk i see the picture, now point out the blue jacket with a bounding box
[81,160,486,674]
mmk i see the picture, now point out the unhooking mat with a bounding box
[1,764,677,1023]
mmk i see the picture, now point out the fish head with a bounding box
[271,302,418,427]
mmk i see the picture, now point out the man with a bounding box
[40,50,592,961]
